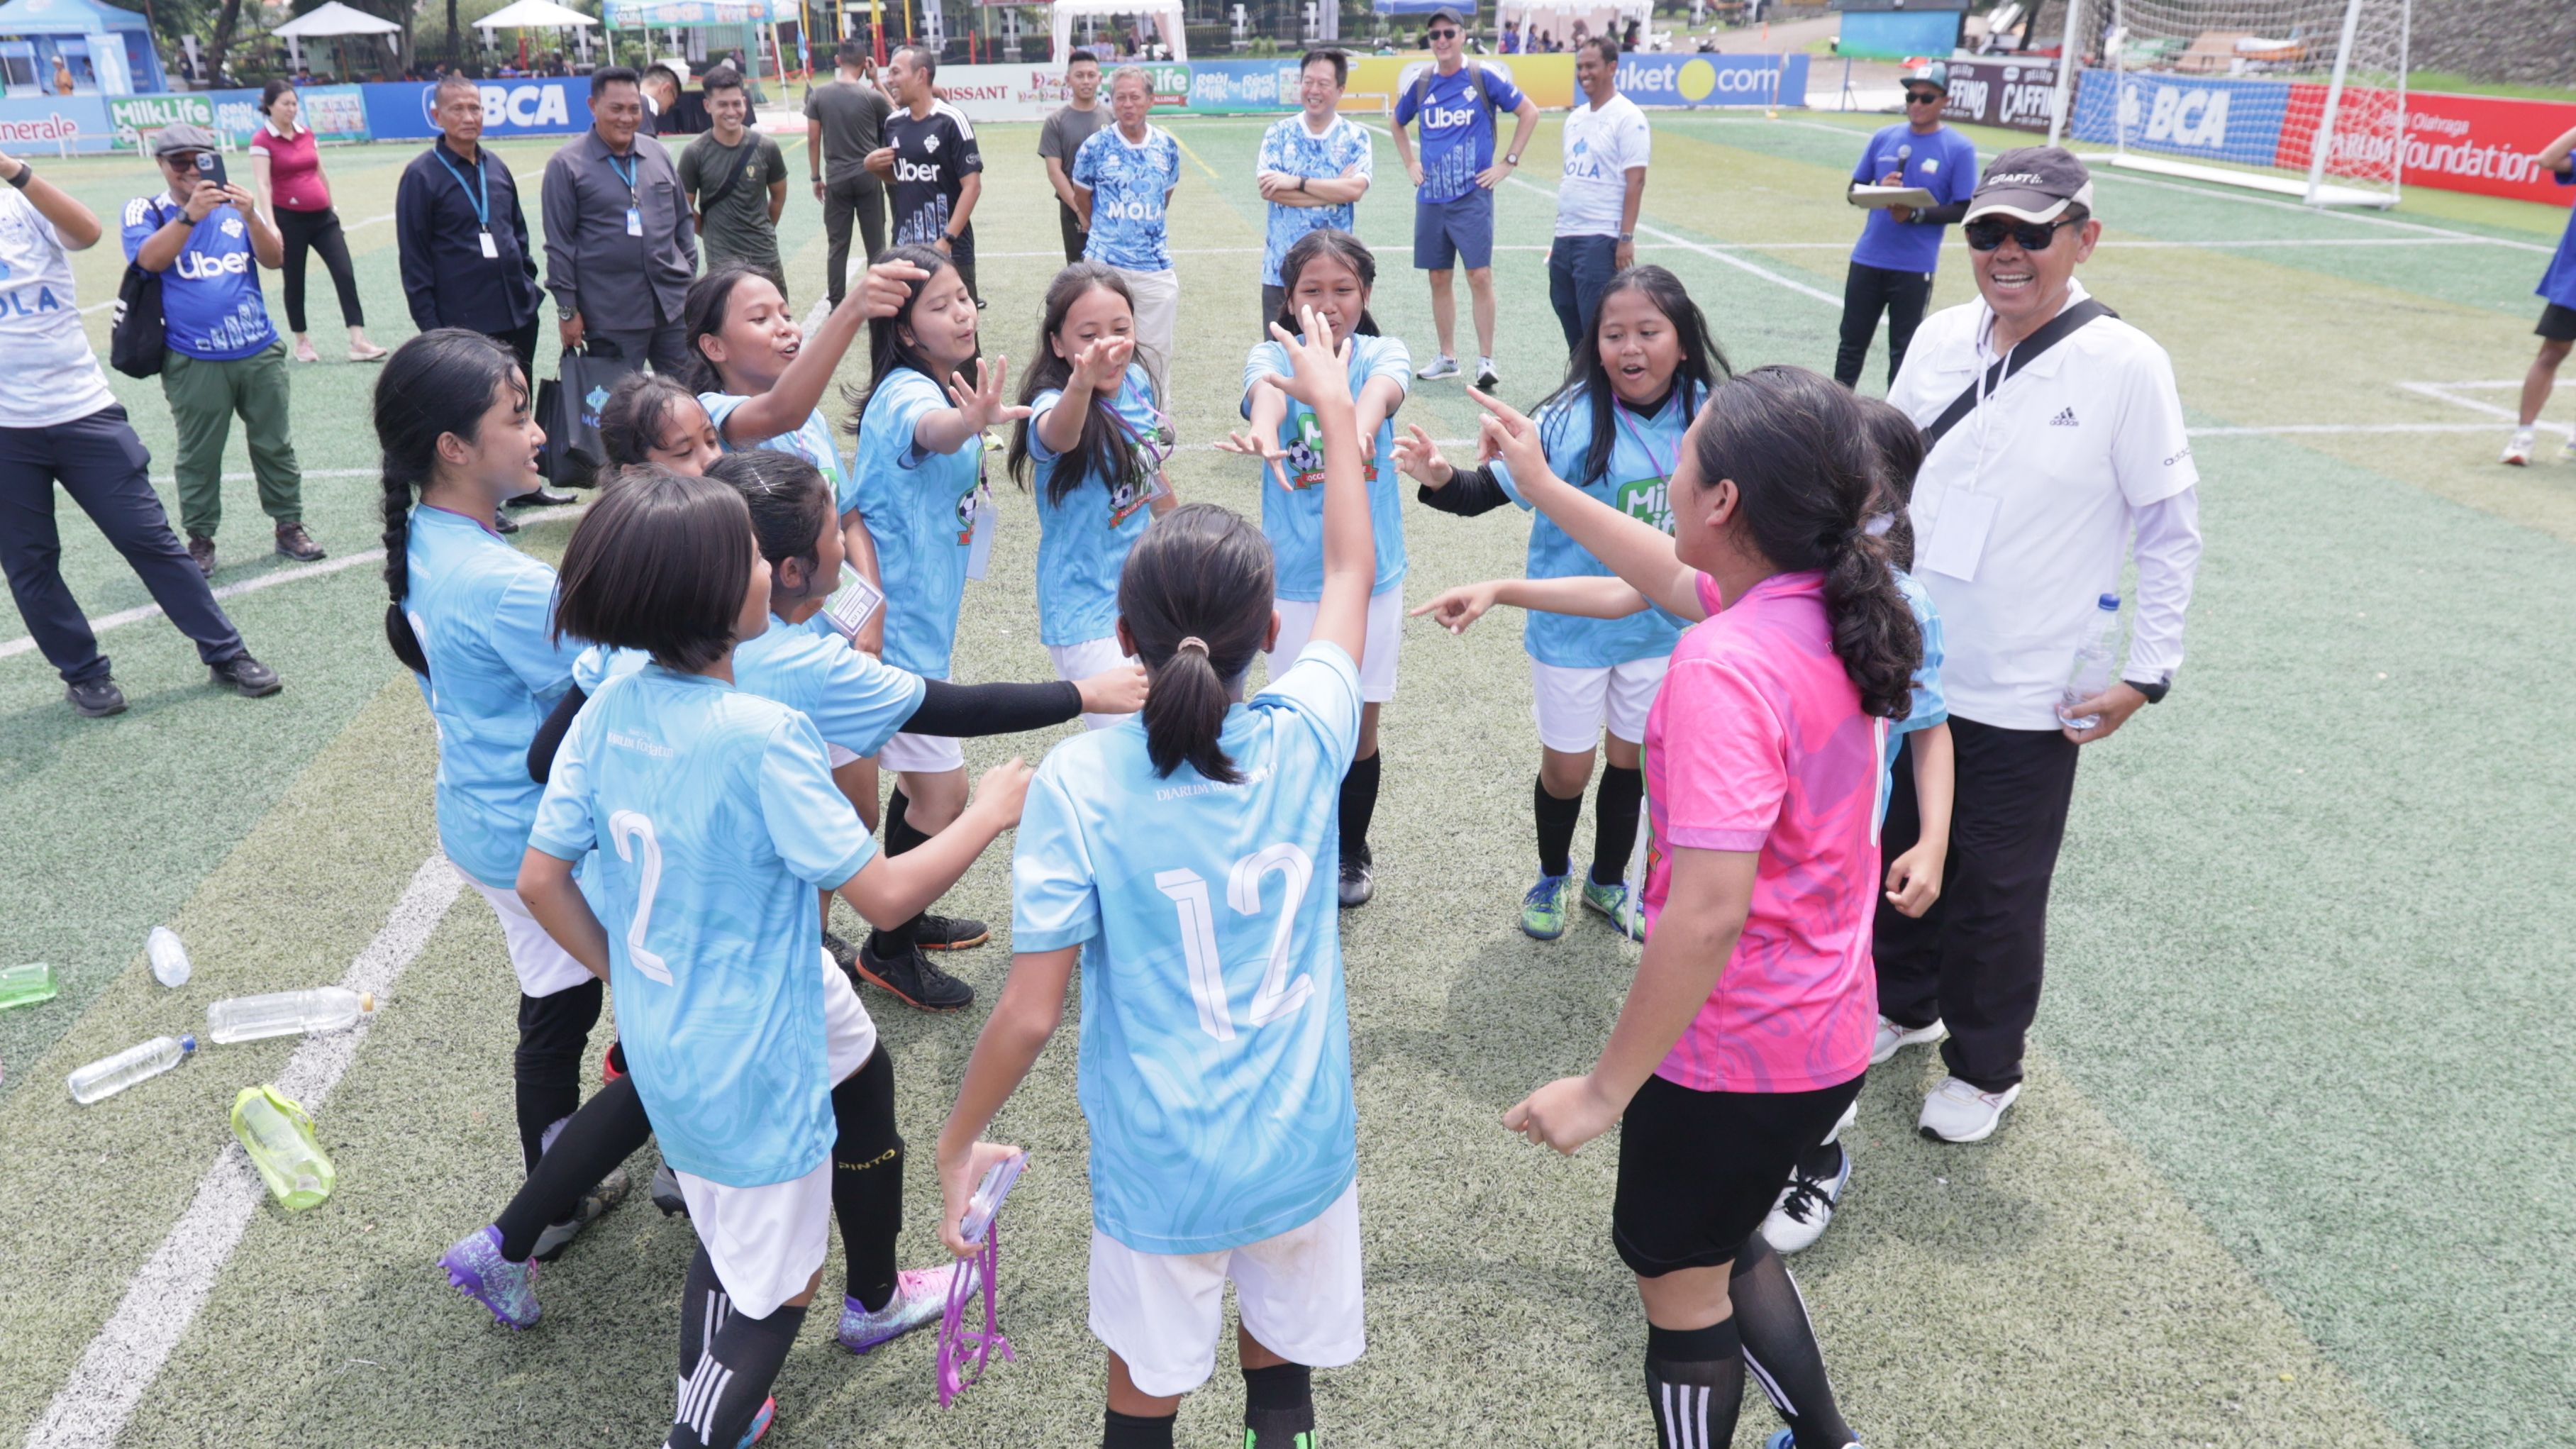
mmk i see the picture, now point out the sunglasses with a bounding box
[1964,217,2075,252]
[1905,89,1943,104]
[1427,28,1458,38]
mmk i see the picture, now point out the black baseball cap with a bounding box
[1965,145,2096,224]
[1426,6,1465,28]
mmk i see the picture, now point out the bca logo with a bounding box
[2119,79,2230,148]
[421,83,572,131]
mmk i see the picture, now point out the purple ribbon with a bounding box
[935,1220,1014,1407]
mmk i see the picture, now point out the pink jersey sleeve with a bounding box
[1653,655,1783,856]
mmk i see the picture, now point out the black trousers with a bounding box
[822,170,887,305]
[1834,260,1933,390]
[1057,200,1087,265]
[1874,717,2080,1092]
[0,404,245,685]
[274,206,364,334]
[491,317,541,380]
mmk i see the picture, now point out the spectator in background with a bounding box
[679,68,788,287]
[1071,66,1182,404]
[1254,48,1372,328]
[1836,62,1977,389]
[1038,49,1106,264]
[1550,37,1649,354]
[50,54,72,94]
[1501,19,1521,53]
[123,124,322,577]
[543,66,695,373]
[1391,5,1538,392]
[247,81,384,365]
[0,144,281,716]
[638,62,709,137]
[2501,123,2576,465]
[869,45,984,301]
[806,40,892,304]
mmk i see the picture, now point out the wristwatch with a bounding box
[2123,677,2170,704]
[1504,151,1521,166]
[1616,231,1634,243]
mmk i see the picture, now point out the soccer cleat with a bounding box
[1919,1075,2021,1144]
[1766,1432,1863,1449]
[1870,1015,1945,1066]
[822,929,862,979]
[913,912,991,951]
[187,534,216,577]
[1520,873,1570,940]
[1245,1423,1318,1449]
[837,1262,962,1355]
[1760,1143,1850,1255]
[2502,429,2536,465]
[1580,876,1643,941]
[529,1165,629,1262]
[1416,353,1461,380]
[736,1396,775,1448]
[1338,843,1374,909]
[1474,360,1501,392]
[650,1161,690,1217]
[857,936,975,1011]
[440,1224,540,1329]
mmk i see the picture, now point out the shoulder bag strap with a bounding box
[1921,297,2116,450]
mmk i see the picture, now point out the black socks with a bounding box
[868,787,931,957]
[495,1072,651,1262]
[513,977,602,1175]
[1591,763,1644,887]
[832,1048,903,1311]
[665,1245,805,1449]
[1645,1317,1743,1449]
[1733,1236,1858,1449]
[1101,1408,1177,1448]
[1534,776,1583,879]
[1338,752,1381,862]
[1243,1362,1316,1448]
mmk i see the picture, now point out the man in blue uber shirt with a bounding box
[1391,5,1538,393]
[1836,62,1978,391]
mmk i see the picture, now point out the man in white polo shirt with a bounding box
[1549,35,1650,355]
[1877,147,2203,1143]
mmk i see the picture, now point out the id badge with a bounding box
[478,228,499,259]
[964,493,995,581]
[625,206,644,237]
[1919,488,1998,583]
[821,563,884,640]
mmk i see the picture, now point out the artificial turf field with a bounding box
[1,101,2572,1448]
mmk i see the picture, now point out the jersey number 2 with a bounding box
[608,809,676,986]
[1154,844,1316,1042]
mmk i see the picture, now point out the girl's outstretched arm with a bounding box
[1470,388,1706,623]
[1270,311,1369,665]
[1411,576,1650,635]
[718,260,923,443]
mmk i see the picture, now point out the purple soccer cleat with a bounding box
[837,1262,962,1355]
[440,1224,540,1330]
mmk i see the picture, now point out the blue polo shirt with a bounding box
[1848,123,1979,276]
[120,194,277,361]
[2539,165,2576,311]
[1394,62,1526,204]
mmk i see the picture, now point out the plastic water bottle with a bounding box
[206,989,374,1045]
[231,1085,335,1211]
[0,962,60,1013]
[2058,593,2124,731]
[146,927,192,989]
[67,1034,195,1104]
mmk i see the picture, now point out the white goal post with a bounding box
[2041,0,2411,208]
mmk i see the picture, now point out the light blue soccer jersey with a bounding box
[1489,385,1697,670]
[1240,333,1409,601]
[1257,114,1373,287]
[528,665,876,1187]
[1072,123,1182,273]
[735,611,927,757]
[1012,643,1365,1254]
[853,366,984,678]
[571,642,648,695]
[402,506,582,890]
[1877,567,1948,828]
[703,393,860,517]
[1028,362,1169,647]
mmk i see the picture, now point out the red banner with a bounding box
[2276,86,2576,206]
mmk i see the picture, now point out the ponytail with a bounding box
[1116,503,1276,782]
[372,328,528,679]
[380,458,428,677]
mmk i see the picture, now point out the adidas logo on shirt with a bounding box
[2050,407,2080,427]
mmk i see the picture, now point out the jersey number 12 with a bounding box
[1154,843,1316,1042]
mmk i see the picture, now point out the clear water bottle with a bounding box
[146,927,192,989]
[2058,593,2123,731]
[68,1034,196,1104]
[231,1085,335,1211]
[206,989,374,1045]
[0,962,59,1013]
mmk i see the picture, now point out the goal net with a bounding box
[2043,0,2411,207]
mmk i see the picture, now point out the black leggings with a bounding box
[273,206,363,334]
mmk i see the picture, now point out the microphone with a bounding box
[1896,143,1912,167]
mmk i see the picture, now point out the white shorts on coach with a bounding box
[462,875,594,999]
[1530,655,1668,754]
[1089,1182,1365,1397]
[1267,586,1403,704]
[877,729,964,775]
[1048,635,1137,731]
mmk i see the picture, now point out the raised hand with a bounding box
[1266,308,1353,413]
[947,357,1033,433]
[1392,423,1453,489]
[853,257,930,320]
[1409,582,1499,635]
[1072,333,1135,393]
[1467,386,1549,489]
[1214,427,1294,492]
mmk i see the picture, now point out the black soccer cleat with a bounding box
[857,936,975,1011]
[912,911,991,951]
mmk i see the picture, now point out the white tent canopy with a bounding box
[475,0,598,30]
[270,1,402,37]
[1049,0,1187,63]
[1499,0,1648,35]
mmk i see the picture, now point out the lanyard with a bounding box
[606,150,639,198]
[1611,389,1681,483]
[432,148,489,231]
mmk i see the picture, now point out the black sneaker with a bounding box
[856,936,975,1011]
[67,677,126,717]
[914,911,991,951]
[1338,843,1374,909]
[494,511,523,535]
[649,1161,689,1217]
[210,653,282,698]
[529,1165,629,1262]
[822,929,862,982]
[509,487,577,509]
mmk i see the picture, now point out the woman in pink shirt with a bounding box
[1479,366,1920,1449]
[248,82,384,364]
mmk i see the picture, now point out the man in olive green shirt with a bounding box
[678,69,788,286]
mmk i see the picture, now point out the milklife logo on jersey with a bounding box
[1615,474,1671,531]
[1287,407,1379,489]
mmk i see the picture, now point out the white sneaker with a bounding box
[1417,353,1461,380]
[1870,1015,1945,1065]
[2562,433,2576,462]
[1760,1142,1850,1254]
[2502,429,2536,465]
[1918,1075,2021,1143]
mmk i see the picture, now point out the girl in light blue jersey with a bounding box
[1397,265,1729,944]
[1009,262,1179,728]
[1219,228,1410,909]
[517,466,1031,1449]
[375,330,628,1258]
[938,314,1374,1449]
[596,372,721,475]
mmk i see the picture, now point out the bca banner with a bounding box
[2070,69,2291,169]
[362,77,589,140]
[1938,58,2058,135]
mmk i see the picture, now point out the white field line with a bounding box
[1501,171,1845,306]
[23,855,465,1449]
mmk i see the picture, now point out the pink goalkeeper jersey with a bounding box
[1639,570,1882,1094]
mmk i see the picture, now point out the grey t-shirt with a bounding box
[1039,103,1107,199]
[805,79,892,184]
[679,131,787,272]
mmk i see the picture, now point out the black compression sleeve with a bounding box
[527,684,587,784]
[1417,465,1513,517]
[900,678,1084,738]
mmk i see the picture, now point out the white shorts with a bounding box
[1088,1182,1366,1397]
[1267,586,1403,704]
[1048,635,1137,731]
[826,743,862,769]
[877,730,963,775]
[818,946,878,1084]
[674,1158,833,1320]
[1529,655,1669,754]
[463,875,594,999]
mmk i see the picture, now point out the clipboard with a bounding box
[1849,184,1938,210]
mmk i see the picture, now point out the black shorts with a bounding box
[1612,1070,1866,1277]
[2539,302,2576,343]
